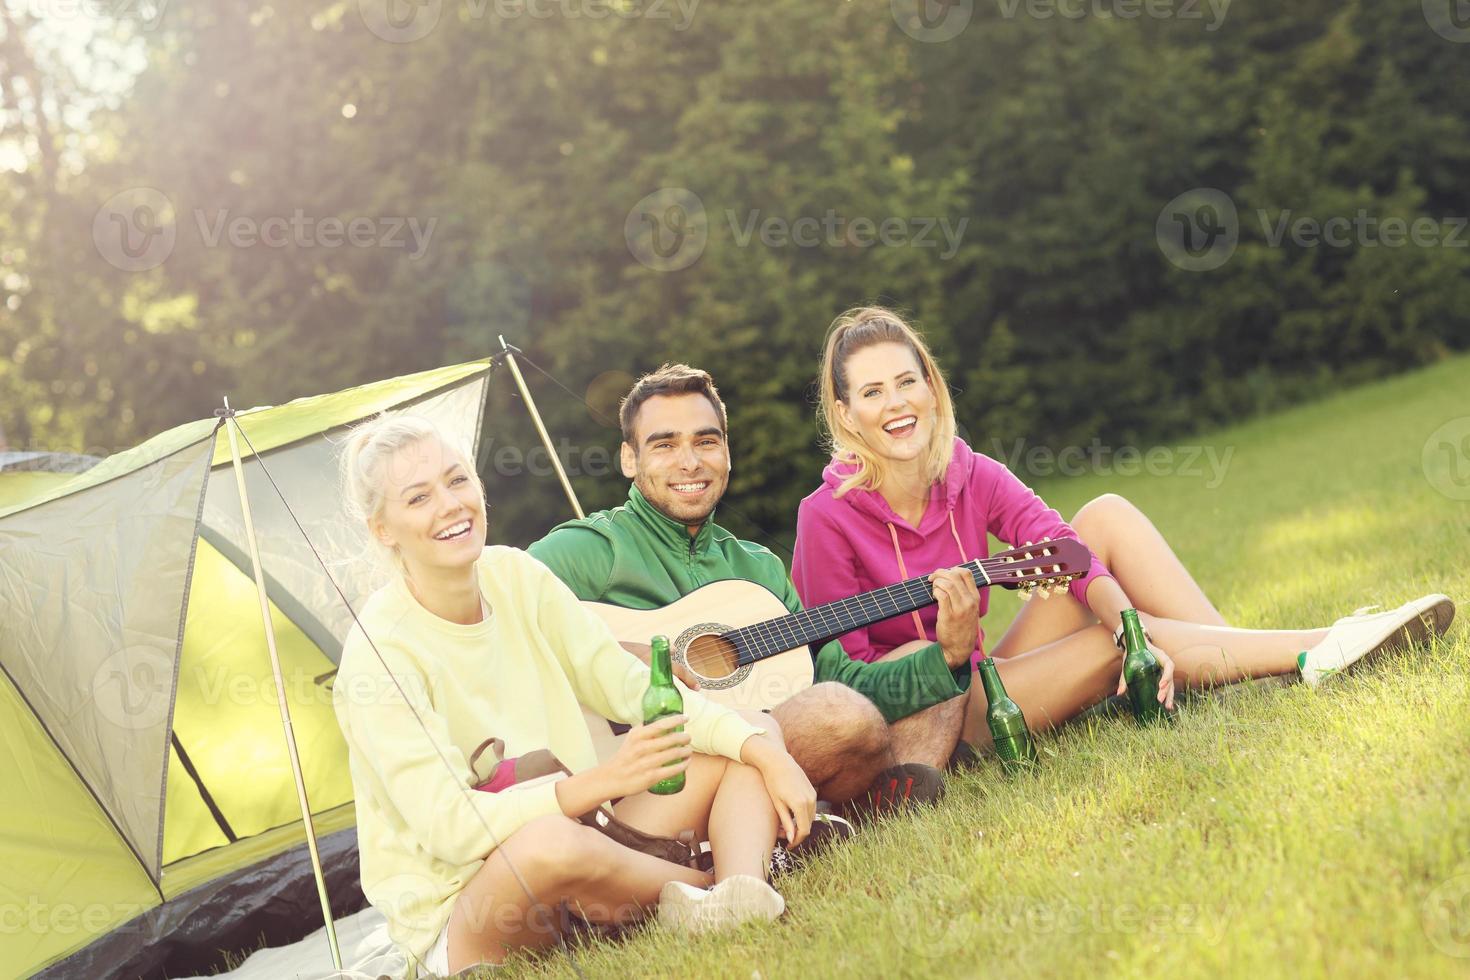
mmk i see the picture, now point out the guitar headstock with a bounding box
[987,537,1090,601]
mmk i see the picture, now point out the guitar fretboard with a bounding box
[727,557,998,666]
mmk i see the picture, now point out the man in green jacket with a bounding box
[529,364,979,809]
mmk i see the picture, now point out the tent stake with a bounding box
[500,335,585,519]
[221,397,344,972]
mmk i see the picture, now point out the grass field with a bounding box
[492,355,1470,980]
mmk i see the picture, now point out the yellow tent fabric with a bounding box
[0,672,161,974]
[0,358,494,977]
[162,539,353,865]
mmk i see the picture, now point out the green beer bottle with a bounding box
[1120,608,1171,725]
[979,656,1037,772]
[642,635,686,795]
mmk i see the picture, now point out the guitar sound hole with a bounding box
[685,634,740,679]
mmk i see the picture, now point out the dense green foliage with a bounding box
[3,1,1468,550]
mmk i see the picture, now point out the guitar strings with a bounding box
[728,552,1074,664]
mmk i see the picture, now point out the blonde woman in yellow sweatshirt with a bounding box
[333,413,814,975]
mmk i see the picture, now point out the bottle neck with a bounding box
[1121,608,1149,654]
[650,638,674,686]
[978,658,1008,702]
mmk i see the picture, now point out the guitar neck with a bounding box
[727,559,993,664]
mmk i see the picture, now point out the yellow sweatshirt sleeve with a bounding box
[335,632,566,867]
[525,555,764,762]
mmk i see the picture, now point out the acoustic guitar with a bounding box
[581,537,1090,756]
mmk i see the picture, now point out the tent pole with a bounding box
[500,335,585,519]
[221,398,343,972]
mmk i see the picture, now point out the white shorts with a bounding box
[422,919,451,976]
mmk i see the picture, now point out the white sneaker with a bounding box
[1298,594,1455,687]
[657,874,785,934]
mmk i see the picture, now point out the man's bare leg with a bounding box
[771,682,894,804]
[866,642,967,767]
[887,695,966,768]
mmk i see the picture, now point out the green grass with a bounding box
[492,354,1470,980]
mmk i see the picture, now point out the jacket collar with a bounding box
[625,484,715,555]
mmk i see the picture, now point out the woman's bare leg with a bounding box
[1061,494,1327,684]
[877,492,1330,749]
[962,616,1329,746]
[1071,493,1229,627]
[445,814,710,971]
[988,492,1228,662]
[962,625,1120,746]
[1140,613,1326,688]
[614,710,780,881]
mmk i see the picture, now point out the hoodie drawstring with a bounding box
[888,514,984,655]
[947,511,967,563]
[886,522,929,642]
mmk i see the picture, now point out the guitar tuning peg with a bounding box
[1017,584,1032,602]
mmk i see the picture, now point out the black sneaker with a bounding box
[769,809,855,877]
[948,739,982,772]
[844,763,946,824]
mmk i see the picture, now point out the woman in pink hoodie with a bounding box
[792,307,1453,761]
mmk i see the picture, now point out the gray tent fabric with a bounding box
[0,431,217,880]
[0,451,101,474]
[200,377,487,660]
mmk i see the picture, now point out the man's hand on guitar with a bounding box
[930,566,981,669]
[620,641,701,690]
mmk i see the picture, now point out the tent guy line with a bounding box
[226,399,587,980]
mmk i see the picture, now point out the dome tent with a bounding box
[0,359,495,979]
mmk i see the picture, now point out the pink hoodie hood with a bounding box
[794,437,1112,666]
[820,437,975,540]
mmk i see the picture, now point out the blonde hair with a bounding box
[339,412,483,576]
[816,307,957,498]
